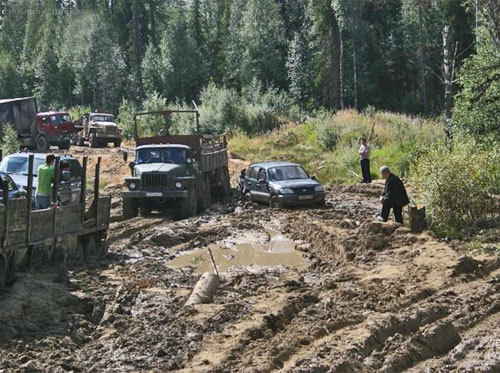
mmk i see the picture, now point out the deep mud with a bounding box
[0,147,499,372]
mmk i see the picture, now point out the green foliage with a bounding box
[413,140,500,237]
[0,124,20,155]
[117,99,138,140]
[453,26,500,143]
[197,83,246,134]
[68,106,92,122]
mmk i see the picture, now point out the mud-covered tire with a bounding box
[140,207,152,217]
[270,194,282,209]
[89,132,98,148]
[36,135,49,151]
[122,197,138,220]
[77,135,85,146]
[84,235,97,259]
[315,198,326,208]
[177,189,197,219]
[197,177,211,212]
[244,191,253,203]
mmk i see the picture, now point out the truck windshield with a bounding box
[91,115,115,123]
[137,148,187,164]
[50,114,72,124]
[0,157,45,176]
[268,166,309,181]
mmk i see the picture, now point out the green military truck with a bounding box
[121,109,230,220]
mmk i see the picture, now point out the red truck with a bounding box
[0,97,75,150]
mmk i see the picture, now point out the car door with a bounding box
[254,168,270,203]
[246,167,258,200]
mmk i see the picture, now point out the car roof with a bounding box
[4,152,77,160]
[136,144,191,150]
[249,162,301,169]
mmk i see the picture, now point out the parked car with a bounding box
[0,172,26,203]
[0,153,83,205]
[243,162,325,207]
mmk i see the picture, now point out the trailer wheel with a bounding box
[123,197,138,219]
[84,235,97,259]
[177,188,197,219]
[36,135,49,151]
[0,255,7,289]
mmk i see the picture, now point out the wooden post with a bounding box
[94,157,101,226]
[51,157,60,238]
[2,178,9,248]
[26,155,34,243]
[0,149,3,162]
[81,156,87,222]
[196,112,200,134]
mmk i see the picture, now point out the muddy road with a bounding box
[0,147,499,372]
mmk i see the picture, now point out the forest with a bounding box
[0,0,497,139]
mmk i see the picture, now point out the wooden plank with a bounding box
[55,205,83,235]
[29,210,53,242]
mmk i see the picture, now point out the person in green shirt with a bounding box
[35,154,56,210]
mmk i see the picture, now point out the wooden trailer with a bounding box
[0,155,111,288]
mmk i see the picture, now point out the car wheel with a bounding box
[36,135,49,151]
[269,194,282,209]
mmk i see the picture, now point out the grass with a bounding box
[229,109,444,186]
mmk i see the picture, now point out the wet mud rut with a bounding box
[0,153,499,372]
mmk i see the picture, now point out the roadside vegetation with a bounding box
[0,124,20,155]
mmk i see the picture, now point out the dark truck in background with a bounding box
[0,97,75,150]
[121,109,231,220]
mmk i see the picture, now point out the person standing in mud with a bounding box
[35,154,56,210]
[358,138,372,183]
[238,168,247,200]
[378,166,409,224]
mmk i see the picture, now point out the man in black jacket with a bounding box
[378,166,409,224]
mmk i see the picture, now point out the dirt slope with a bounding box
[0,147,498,372]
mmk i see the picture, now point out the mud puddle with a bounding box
[170,231,306,273]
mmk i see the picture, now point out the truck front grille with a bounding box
[105,126,117,134]
[141,173,169,190]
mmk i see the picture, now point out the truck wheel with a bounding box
[123,197,138,220]
[140,207,152,217]
[77,134,85,146]
[198,177,211,212]
[114,140,122,148]
[89,133,98,148]
[177,189,197,219]
[0,255,7,289]
[84,235,97,259]
[58,140,71,150]
[36,135,49,151]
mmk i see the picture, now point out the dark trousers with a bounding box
[381,199,403,224]
[360,159,371,183]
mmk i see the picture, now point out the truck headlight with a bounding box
[315,186,324,192]
[129,182,136,190]
[280,188,294,195]
[175,182,183,189]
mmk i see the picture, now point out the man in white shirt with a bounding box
[358,138,372,183]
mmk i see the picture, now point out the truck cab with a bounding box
[122,144,201,219]
[75,113,122,148]
[36,111,75,150]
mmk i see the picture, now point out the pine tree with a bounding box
[240,0,287,88]
[286,29,313,108]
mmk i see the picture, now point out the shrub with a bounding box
[68,105,92,122]
[198,83,247,134]
[0,123,20,155]
[413,140,500,237]
[117,98,138,139]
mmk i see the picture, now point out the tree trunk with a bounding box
[339,29,344,109]
[353,41,358,110]
[443,25,453,140]
[418,4,428,114]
